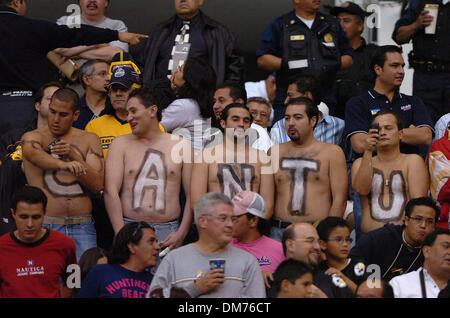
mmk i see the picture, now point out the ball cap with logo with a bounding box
[231,191,267,219]
[330,1,371,20]
[108,66,142,89]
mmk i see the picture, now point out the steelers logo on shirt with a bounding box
[354,262,366,277]
[332,275,347,288]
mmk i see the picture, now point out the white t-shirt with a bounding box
[297,15,314,29]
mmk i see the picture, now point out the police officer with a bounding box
[257,0,353,123]
[392,0,450,124]
[0,0,146,137]
[331,2,378,120]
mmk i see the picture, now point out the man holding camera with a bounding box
[351,110,430,234]
[344,45,434,161]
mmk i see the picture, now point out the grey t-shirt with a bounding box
[148,243,266,298]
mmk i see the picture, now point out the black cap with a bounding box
[330,1,371,20]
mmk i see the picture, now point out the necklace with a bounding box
[402,231,421,250]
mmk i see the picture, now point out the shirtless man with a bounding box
[191,103,274,218]
[22,88,104,260]
[104,87,193,250]
[351,110,429,233]
[271,97,348,241]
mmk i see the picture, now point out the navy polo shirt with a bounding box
[73,95,108,130]
[344,89,434,155]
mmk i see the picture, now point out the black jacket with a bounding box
[0,6,118,91]
[0,120,37,235]
[133,10,244,86]
[349,224,424,280]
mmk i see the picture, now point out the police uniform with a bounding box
[393,0,450,124]
[0,5,120,137]
[257,10,353,122]
[330,2,379,120]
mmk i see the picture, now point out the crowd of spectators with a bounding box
[0,0,449,299]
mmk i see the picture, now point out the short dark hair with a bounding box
[316,217,350,241]
[128,86,166,121]
[371,109,404,130]
[286,97,319,128]
[0,0,15,5]
[51,87,80,111]
[272,259,314,294]
[371,45,403,71]
[287,75,322,104]
[423,228,450,248]
[177,57,216,119]
[34,82,64,104]
[220,103,253,124]
[78,247,109,283]
[10,186,47,212]
[405,197,440,224]
[109,221,155,265]
[216,81,247,104]
[381,279,395,298]
[356,279,394,298]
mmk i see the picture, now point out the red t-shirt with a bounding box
[0,229,77,298]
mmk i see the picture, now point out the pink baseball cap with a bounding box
[231,191,267,219]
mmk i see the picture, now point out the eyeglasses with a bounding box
[92,71,109,78]
[203,214,240,223]
[250,111,269,119]
[328,237,353,244]
[294,238,320,245]
[407,216,435,226]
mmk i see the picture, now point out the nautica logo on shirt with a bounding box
[16,259,44,277]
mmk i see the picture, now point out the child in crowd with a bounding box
[317,217,368,294]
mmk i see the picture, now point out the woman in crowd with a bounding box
[160,57,217,155]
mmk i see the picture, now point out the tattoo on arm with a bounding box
[88,147,104,172]
[89,147,103,159]
[24,140,42,150]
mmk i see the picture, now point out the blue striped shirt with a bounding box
[270,113,345,146]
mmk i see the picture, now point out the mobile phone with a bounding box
[370,122,380,133]
[44,138,60,153]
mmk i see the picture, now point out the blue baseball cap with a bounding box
[108,66,141,89]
